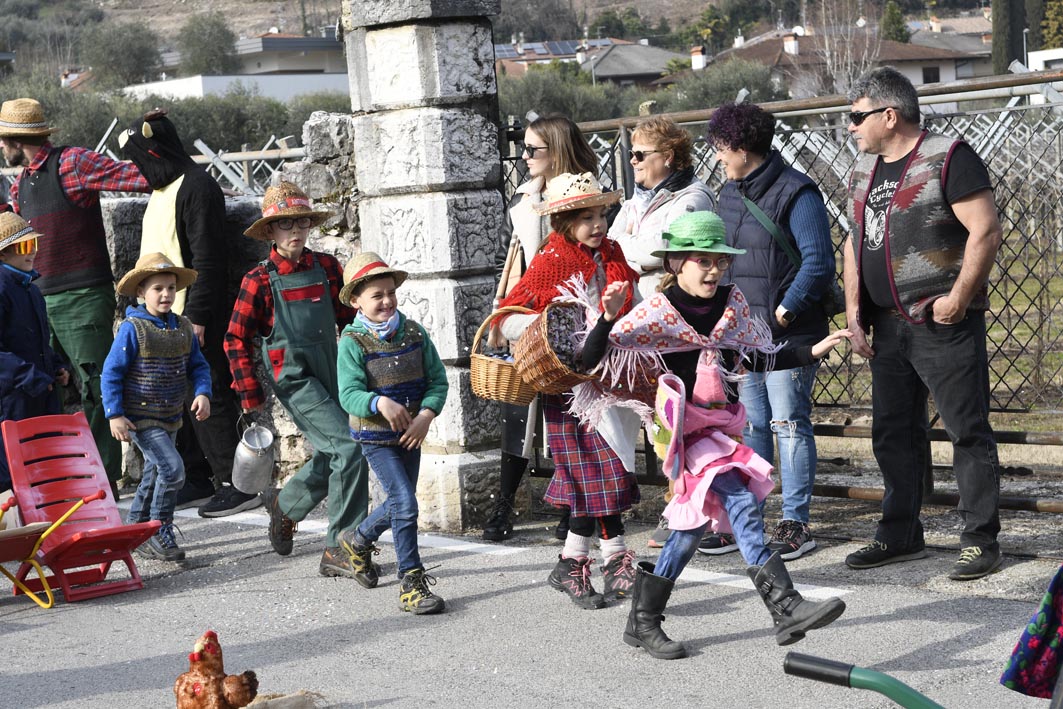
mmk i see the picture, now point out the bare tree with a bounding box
[810,0,882,94]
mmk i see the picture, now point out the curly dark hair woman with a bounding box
[704,102,776,155]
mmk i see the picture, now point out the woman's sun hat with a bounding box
[534,172,623,216]
[244,181,332,241]
[339,252,409,307]
[0,98,55,138]
[0,212,43,252]
[650,211,746,257]
[115,252,198,296]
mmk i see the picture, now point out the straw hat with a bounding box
[0,98,55,138]
[244,181,331,241]
[0,212,43,252]
[339,252,408,306]
[115,252,197,296]
[650,212,746,258]
[534,172,622,216]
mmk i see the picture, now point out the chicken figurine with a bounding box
[174,630,258,709]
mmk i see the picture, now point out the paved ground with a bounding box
[1,489,1058,708]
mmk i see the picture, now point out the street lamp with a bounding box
[1023,28,1030,68]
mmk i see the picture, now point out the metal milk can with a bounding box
[231,422,275,494]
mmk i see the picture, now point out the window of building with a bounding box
[922,66,940,84]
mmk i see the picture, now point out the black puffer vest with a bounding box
[719,151,826,347]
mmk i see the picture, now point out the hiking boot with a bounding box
[319,547,359,579]
[198,484,263,518]
[338,530,381,589]
[399,568,445,615]
[137,522,185,562]
[174,479,216,510]
[264,488,296,556]
[601,549,637,602]
[548,555,606,609]
[647,516,670,549]
[844,540,927,569]
[749,551,846,646]
[768,520,817,561]
[482,496,515,542]
[948,545,1002,581]
[698,532,739,555]
[554,508,571,541]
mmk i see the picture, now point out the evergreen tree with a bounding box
[1028,0,1045,52]
[177,12,239,76]
[880,1,911,43]
[1043,0,1063,49]
[993,0,1026,74]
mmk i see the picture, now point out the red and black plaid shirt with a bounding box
[224,246,355,410]
[9,142,150,210]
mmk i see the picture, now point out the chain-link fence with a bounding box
[502,77,1063,433]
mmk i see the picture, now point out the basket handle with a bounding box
[472,306,535,356]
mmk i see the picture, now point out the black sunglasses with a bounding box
[521,143,547,158]
[631,149,661,163]
[848,106,896,126]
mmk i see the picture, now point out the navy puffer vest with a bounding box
[719,151,826,347]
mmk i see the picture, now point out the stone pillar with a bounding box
[342,0,503,531]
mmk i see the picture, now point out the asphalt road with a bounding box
[0,498,1056,709]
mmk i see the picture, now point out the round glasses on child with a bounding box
[274,216,313,231]
[13,237,37,255]
[685,254,732,271]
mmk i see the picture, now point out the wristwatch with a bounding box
[780,308,796,325]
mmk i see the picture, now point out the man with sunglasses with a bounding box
[843,67,1004,580]
[0,98,151,499]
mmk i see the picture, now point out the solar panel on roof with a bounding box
[495,46,517,58]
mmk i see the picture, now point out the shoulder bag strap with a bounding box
[741,195,801,269]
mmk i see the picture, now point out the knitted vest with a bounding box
[16,147,112,295]
[848,131,987,323]
[346,321,427,446]
[719,150,825,346]
[122,315,194,432]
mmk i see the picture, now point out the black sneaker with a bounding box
[948,545,1002,580]
[698,532,739,555]
[263,488,296,556]
[547,555,606,609]
[399,568,445,615]
[600,549,637,602]
[845,540,927,569]
[768,520,817,560]
[338,530,382,589]
[174,479,216,510]
[137,522,185,562]
[647,516,670,549]
[482,496,515,542]
[198,484,264,518]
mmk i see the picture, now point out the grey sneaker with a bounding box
[768,520,817,560]
[948,545,1002,580]
[697,532,738,555]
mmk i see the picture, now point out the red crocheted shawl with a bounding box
[499,232,639,315]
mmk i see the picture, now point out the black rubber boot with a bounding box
[748,551,847,646]
[623,562,687,659]
[483,453,526,541]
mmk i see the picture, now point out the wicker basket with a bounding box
[470,306,537,406]
[513,302,596,395]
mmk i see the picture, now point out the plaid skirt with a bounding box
[542,395,640,516]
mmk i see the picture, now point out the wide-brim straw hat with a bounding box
[534,172,622,216]
[339,252,408,307]
[650,211,746,257]
[0,212,43,252]
[244,181,331,241]
[115,252,198,296]
[0,98,55,138]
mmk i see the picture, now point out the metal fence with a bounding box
[502,70,1063,428]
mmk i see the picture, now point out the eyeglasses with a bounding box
[273,216,313,231]
[848,106,896,126]
[521,143,547,158]
[630,149,662,163]
[685,254,732,271]
[12,237,37,255]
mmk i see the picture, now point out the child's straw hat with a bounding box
[116,252,197,296]
[244,181,331,241]
[533,172,622,216]
[339,252,408,307]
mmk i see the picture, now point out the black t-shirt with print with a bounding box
[860,142,992,308]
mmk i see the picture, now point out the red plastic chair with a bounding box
[0,491,106,608]
[2,412,161,603]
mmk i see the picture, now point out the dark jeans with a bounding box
[868,307,1000,550]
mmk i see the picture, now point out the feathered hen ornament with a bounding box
[174,630,258,709]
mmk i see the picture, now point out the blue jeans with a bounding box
[355,444,422,576]
[127,426,184,523]
[739,364,818,524]
[655,470,771,580]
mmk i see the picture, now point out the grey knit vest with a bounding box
[123,316,194,432]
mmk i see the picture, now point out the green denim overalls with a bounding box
[264,254,368,547]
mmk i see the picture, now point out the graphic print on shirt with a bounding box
[863,176,899,252]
